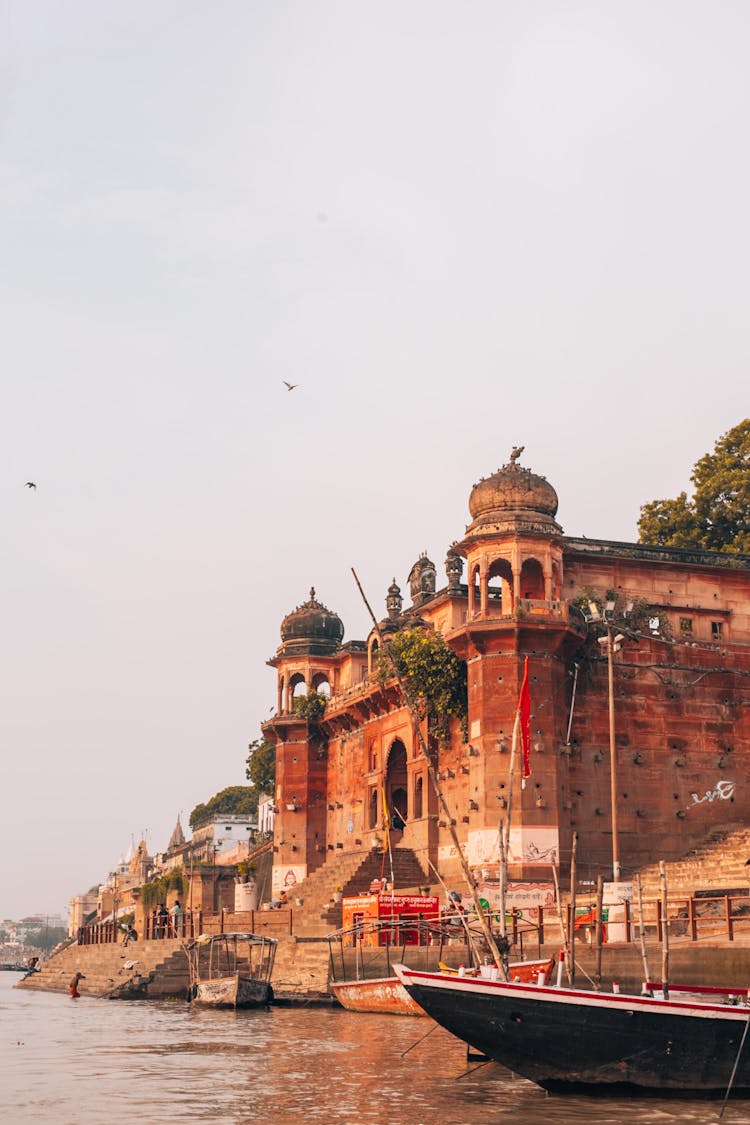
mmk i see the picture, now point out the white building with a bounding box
[190,813,259,861]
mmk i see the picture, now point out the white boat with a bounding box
[184,932,277,1008]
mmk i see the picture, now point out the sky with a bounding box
[1,1,748,920]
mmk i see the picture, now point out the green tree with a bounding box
[377,626,468,745]
[638,420,750,554]
[189,785,259,828]
[245,737,277,799]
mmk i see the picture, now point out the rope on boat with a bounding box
[719,1013,750,1121]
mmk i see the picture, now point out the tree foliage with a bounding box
[292,692,327,721]
[245,737,277,798]
[189,785,259,828]
[638,420,750,554]
[376,626,468,745]
[140,868,186,908]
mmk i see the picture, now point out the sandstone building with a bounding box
[263,453,750,902]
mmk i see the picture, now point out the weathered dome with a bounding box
[469,461,558,521]
[280,587,344,653]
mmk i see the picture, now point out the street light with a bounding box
[586,599,626,884]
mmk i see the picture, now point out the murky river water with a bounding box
[2,972,750,1124]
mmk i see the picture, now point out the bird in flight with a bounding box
[25,481,37,490]
[282,381,299,391]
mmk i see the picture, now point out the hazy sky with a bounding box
[2,2,747,920]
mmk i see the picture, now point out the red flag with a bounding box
[518,657,531,780]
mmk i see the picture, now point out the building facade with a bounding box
[263,453,750,898]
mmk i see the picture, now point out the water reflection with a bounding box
[2,974,748,1124]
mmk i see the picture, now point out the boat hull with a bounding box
[330,976,425,1015]
[394,966,750,1095]
[331,958,553,1017]
[194,974,273,1009]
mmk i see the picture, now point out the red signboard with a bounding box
[341,893,440,946]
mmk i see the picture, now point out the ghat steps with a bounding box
[287,846,427,936]
[634,825,750,900]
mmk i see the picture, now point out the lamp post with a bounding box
[598,624,625,883]
[585,599,627,885]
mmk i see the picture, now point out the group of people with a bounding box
[150,900,183,938]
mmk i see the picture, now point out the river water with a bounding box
[2,972,750,1124]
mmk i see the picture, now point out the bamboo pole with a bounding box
[659,861,669,1001]
[498,821,507,946]
[569,831,578,990]
[503,708,521,859]
[352,568,505,970]
[551,859,572,986]
[594,875,603,991]
[636,872,651,988]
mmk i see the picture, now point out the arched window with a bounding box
[520,557,545,600]
[414,775,423,819]
[369,788,378,829]
[311,672,330,697]
[386,739,408,830]
[487,557,513,612]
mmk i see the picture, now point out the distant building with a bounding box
[190,813,259,862]
[258,793,276,835]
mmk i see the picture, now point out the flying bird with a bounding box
[25,481,37,490]
[282,381,299,391]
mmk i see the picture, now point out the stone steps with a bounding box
[635,825,750,899]
[290,847,427,936]
[18,937,190,998]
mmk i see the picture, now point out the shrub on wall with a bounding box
[376,626,468,745]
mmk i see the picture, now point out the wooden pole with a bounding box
[659,861,669,1001]
[569,831,578,990]
[498,821,507,946]
[352,568,505,970]
[636,873,651,988]
[503,708,521,859]
[551,860,571,986]
[594,874,603,991]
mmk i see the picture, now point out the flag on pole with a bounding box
[518,656,531,782]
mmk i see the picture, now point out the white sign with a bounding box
[603,881,634,905]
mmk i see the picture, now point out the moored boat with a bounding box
[329,915,554,1015]
[331,955,555,1015]
[393,964,750,1095]
[184,932,277,1009]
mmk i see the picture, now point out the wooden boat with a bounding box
[184,932,277,1009]
[329,916,554,1015]
[393,964,750,1095]
[331,955,554,1015]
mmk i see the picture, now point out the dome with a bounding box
[279,587,344,654]
[468,460,558,522]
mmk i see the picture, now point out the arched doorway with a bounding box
[386,739,408,838]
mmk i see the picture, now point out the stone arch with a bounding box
[368,636,380,675]
[470,563,481,617]
[311,671,330,696]
[287,672,307,711]
[386,739,408,832]
[520,557,545,600]
[487,556,513,612]
[413,774,424,819]
[551,558,562,601]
